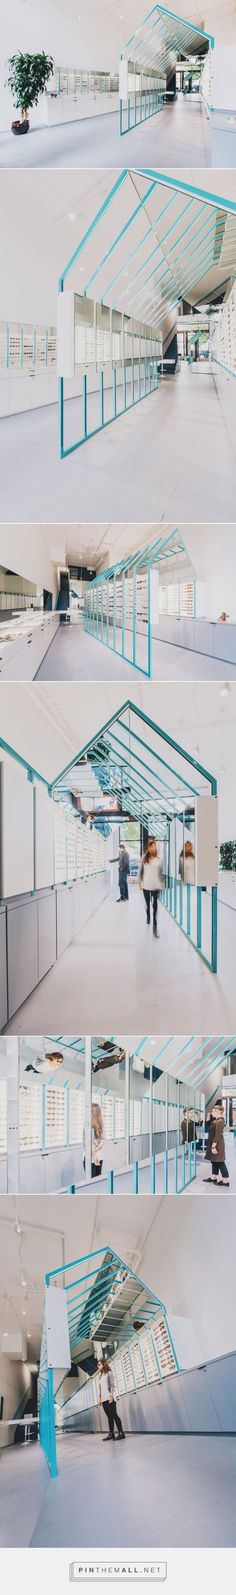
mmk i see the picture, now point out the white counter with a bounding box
[153,617,236,665]
[0,613,60,679]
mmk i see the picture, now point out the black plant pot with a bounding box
[12,119,29,135]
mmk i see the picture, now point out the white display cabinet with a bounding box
[0,614,59,681]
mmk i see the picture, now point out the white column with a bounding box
[6,1038,20,1193]
[125,1050,131,1165]
[84,1036,92,1178]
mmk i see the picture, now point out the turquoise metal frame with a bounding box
[39,1243,179,1472]
[49,699,218,973]
[0,698,218,973]
[58,168,236,461]
[84,525,196,677]
[119,3,214,135]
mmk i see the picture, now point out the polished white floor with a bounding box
[0,94,210,170]
[5,878,236,1035]
[35,619,236,682]
[1,365,236,522]
[1,1434,235,1547]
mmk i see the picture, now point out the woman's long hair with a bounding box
[92,1103,103,1140]
[143,837,159,864]
[99,1357,110,1373]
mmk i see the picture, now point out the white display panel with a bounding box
[19,1082,42,1150]
[195,796,218,887]
[34,785,54,890]
[0,759,34,897]
[54,804,67,883]
[45,1285,71,1370]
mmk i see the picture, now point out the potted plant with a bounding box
[6,52,54,135]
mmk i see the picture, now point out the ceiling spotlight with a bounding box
[22,1308,26,1316]
[15,1221,22,1236]
[68,210,76,224]
[220,765,225,775]
[193,744,199,757]
[220,682,230,699]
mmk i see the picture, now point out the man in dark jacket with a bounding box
[204,1106,229,1187]
[115,844,130,902]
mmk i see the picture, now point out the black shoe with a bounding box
[116,897,121,903]
[153,926,160,938]
[218,1181,229,1187]
[203,1177,217,1183]
[102,1434,113,1441]
[146,915,150,925]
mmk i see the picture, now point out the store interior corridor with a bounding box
[1,362,236,524]
[0,92,210,173]
[4,874,236,1037]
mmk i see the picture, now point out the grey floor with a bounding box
[1,1434,235,1547]
[0,96,210,170]
[1,367,236,523]
[35,621,236,682]
[5,880,236,1035]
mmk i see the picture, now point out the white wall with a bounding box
[0,1353,32,1448]
[1,0,235,130]
[0,526,62,604]
[181,526,236,624]
[142,1199,236,1364]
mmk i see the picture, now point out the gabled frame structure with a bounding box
[50,699,218,973]
[58,170,236,462]
[84,525,196,676]
[119,3,213,135]
[39,1244,179,1475]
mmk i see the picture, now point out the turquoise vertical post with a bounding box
[59,378,64,458]
[197,887,202,950]
[133,570,137,668]
[119,99,122,136]
[107,1169,114,1192]
[163,1150,168,1193]
[47,1367,58,1479]
[174,1146,178,1193]
[179,879,183,927]
[151,1153,156,1194]
[133,1160,139,1193]
[82,374,87,439]
[147,566,152,677]
[212,885,217,973]
[100,369,104,427]
[188,1143,191,1185]
[121,571,125,657]
[182,1145,186,1189]
[42,1085,46,1154]
[113,367,117,417]
[187,882,191,936]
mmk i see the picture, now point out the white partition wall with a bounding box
[34,786,54,889]
[0,760,34,897]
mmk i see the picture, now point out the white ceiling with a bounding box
[0,680,235,793]
[1,169,236,328]
[0,1193,235,1368]
[1,0,235,74]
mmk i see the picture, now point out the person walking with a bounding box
[138,837,163,938]
[114,843,130,902]
[179,839,195,884]
[83,1104,104,1179]
[25,1048,64,1076]
[204,1104,230,1187]
[98,1358,125,1441]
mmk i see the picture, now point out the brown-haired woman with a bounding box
[138,837,163,938]
[83,1103,104,1179]
[98,1358,125,1441]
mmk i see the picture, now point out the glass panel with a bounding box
[19,1083,42,1150]
[0,1078,7,1152]
[45,1086,67,1148]
[136,566,149,673]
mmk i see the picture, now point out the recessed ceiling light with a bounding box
[69,210,76,223]
[220,682,230,699]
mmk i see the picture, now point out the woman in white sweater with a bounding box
[138,837,163,938]
[83,1104,104,1179]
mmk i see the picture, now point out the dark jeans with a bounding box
[211,1160,229,1180]
[119,874,129,900]
[143,889,159,928]
[102,1398,123,1436]
[83,1160,103,1179]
